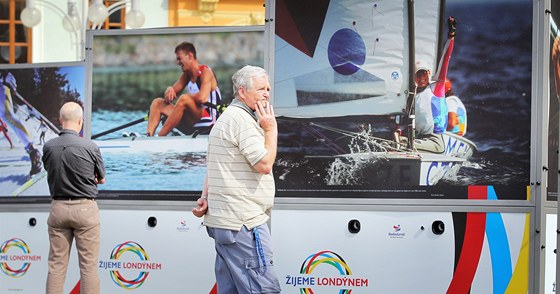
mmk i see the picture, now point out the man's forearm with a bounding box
[255,129,277,174]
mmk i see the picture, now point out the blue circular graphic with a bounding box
[328,28,366,75]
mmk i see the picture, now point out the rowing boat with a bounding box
[94,134,209,154]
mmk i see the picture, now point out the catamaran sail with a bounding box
[273,0,441,119]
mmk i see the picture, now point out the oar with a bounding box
[203,101,227,114]
[91,115,148,139]
[91,102,225,140]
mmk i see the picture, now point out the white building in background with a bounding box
[23,0,265,63]
[27,1,167,63]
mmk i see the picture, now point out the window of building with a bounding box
[168,0,265,27]
[0,0,125,64]
[0,0,31,64]
[97,0,126,30]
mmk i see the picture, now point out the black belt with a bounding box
[52,197,93,201]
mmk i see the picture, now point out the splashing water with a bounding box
[348,124,393,153]
[326,153,390,185]
[327,125,393,185]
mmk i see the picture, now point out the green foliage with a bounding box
[92,66,236,111]
[11,67,81,129]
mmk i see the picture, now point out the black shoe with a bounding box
[27,146,43,176]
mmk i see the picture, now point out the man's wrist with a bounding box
[200,195,208,199]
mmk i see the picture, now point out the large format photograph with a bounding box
[548,0,560,202]
[0,64,85,198]
[546,1,560,201]
[88,28,264,196]
[273,0,532,200]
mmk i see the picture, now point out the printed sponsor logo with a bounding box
[176,220,190,233]
[99,241,162,290]
[389,224,405,238]
[285,250,369,293]
[0,238,41,278]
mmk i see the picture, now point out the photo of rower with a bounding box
[89,28,264,194]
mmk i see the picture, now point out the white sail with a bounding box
[273,0,441,118]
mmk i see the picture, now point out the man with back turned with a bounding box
[42,102,106,294]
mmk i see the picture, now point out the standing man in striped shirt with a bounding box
[192,65,281,293]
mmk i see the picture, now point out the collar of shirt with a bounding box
[230,98,258,122]
[59,129,80,136]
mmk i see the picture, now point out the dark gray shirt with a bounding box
[42,129,105,199]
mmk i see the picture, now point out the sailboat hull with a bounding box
[304,132,476,187]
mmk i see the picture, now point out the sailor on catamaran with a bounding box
[444,78,467,136]
[413,16,456,153]
[146,42,223,137]
[0,72,42,176]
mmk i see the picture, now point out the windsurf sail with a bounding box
[272,0,442,119]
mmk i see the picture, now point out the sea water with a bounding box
[101,151,206,191]
[91,110,206,192]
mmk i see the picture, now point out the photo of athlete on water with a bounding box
[547,1,560,202]
[88,28,264,194]
[272,0,532,200]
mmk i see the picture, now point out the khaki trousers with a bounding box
[46,199,100,294]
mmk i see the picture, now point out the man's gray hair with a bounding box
[232,65,269,98]
[60,102,83,123]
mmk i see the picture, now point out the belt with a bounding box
[52,197,93,201]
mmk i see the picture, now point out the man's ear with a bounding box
[238,87,245,100]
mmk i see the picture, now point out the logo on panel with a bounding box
[0,238,42,278]
[99,241,162,290]
[285,250,369,293]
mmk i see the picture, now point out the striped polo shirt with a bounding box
[203,99,275,231]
